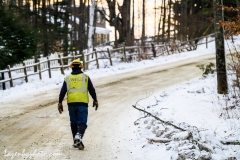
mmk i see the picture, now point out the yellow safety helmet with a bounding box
[69,59,84,69]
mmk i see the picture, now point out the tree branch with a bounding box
[132,105,186,131]
[147,138,171,143]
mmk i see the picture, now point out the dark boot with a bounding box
[73,132,84,150]
[73,132,81,148]
[78,141,85,150]
[76,124,87,150]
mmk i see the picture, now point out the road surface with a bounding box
[0,54,216,160]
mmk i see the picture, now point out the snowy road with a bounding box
[0,54,216,160]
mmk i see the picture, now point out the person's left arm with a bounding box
[88,77,98,110]
[88,77,97,102]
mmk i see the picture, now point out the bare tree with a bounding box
[167,0,172,41]
[161,0,166,43]
[129,0,135,46]
[101,0,132,45]
[72,0,77,56]
[157,0,163,43]
[42,0,49,57]
[180,0,187,41]
[78,0,88,56]
[87,0,96,51]
[141,0,145,47]
[60,0,71,64]
[154,0,156,36]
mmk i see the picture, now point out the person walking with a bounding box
[58,59,98,150]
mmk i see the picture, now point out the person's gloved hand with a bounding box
[93,101,98,111]
[58,103,64,114]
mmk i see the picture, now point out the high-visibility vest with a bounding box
[65,73,89,103]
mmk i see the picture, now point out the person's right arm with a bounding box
[59,81,67,103]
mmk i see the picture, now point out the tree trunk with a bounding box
[78,0,88,56]
[42,0,49,57]
[181,0,188,41]
[118,0,131,44]
[141,0,145,48]
[129,0,135,46]
[105,0,132,45]
[213,0,228,94]
[63,0,71,64]
[161,0,166,43]
[33,0,39,72]
[73,0,77,56]
[114,11,118,47]
[154,0,156,37]
[91,3,97,50]
[87,0,96,51]
[173,0,178,40]
[158,0,163,43]
[83,0,88,50]
[167,0,172,41]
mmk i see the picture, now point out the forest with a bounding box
[0,0,239,70]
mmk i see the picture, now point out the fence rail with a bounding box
[0,34,215,90]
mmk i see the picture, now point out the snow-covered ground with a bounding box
[1,37,240,159]
[131,73,240,159]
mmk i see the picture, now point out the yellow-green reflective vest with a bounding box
[65,74,89,103]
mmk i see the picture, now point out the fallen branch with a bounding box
[147,138,171,143]
[220,141,240,145]
[132,105,186,131]
[134,115,148,125]
[132,99,237,147]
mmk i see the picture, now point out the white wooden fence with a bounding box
[0,33,216,90]
[13,53,60,73]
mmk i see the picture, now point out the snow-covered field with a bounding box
[1,37,240,159]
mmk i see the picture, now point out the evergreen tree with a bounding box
[0,6,39,69]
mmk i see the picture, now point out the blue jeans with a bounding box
[68,103,88,126]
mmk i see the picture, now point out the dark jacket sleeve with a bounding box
[59,81,67,103]
[88,77,97,101]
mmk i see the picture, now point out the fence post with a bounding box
[58,55,65,75]
[47,57,52,78]
[206,35,208,48]
[1,72,6,90]
[107,48,113,66]
[177,43,181,53]
[23,63,28,83]
[137,47,141,61]
[7,65,13,88]
[38,62,42,80]
[73,53,75,60]
[151,43,156,58]
[165,43,170,55]
[123,46,127,63]
[94,50,99,69]
[83,51,88,71]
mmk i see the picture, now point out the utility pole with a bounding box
[213,0,228,94]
